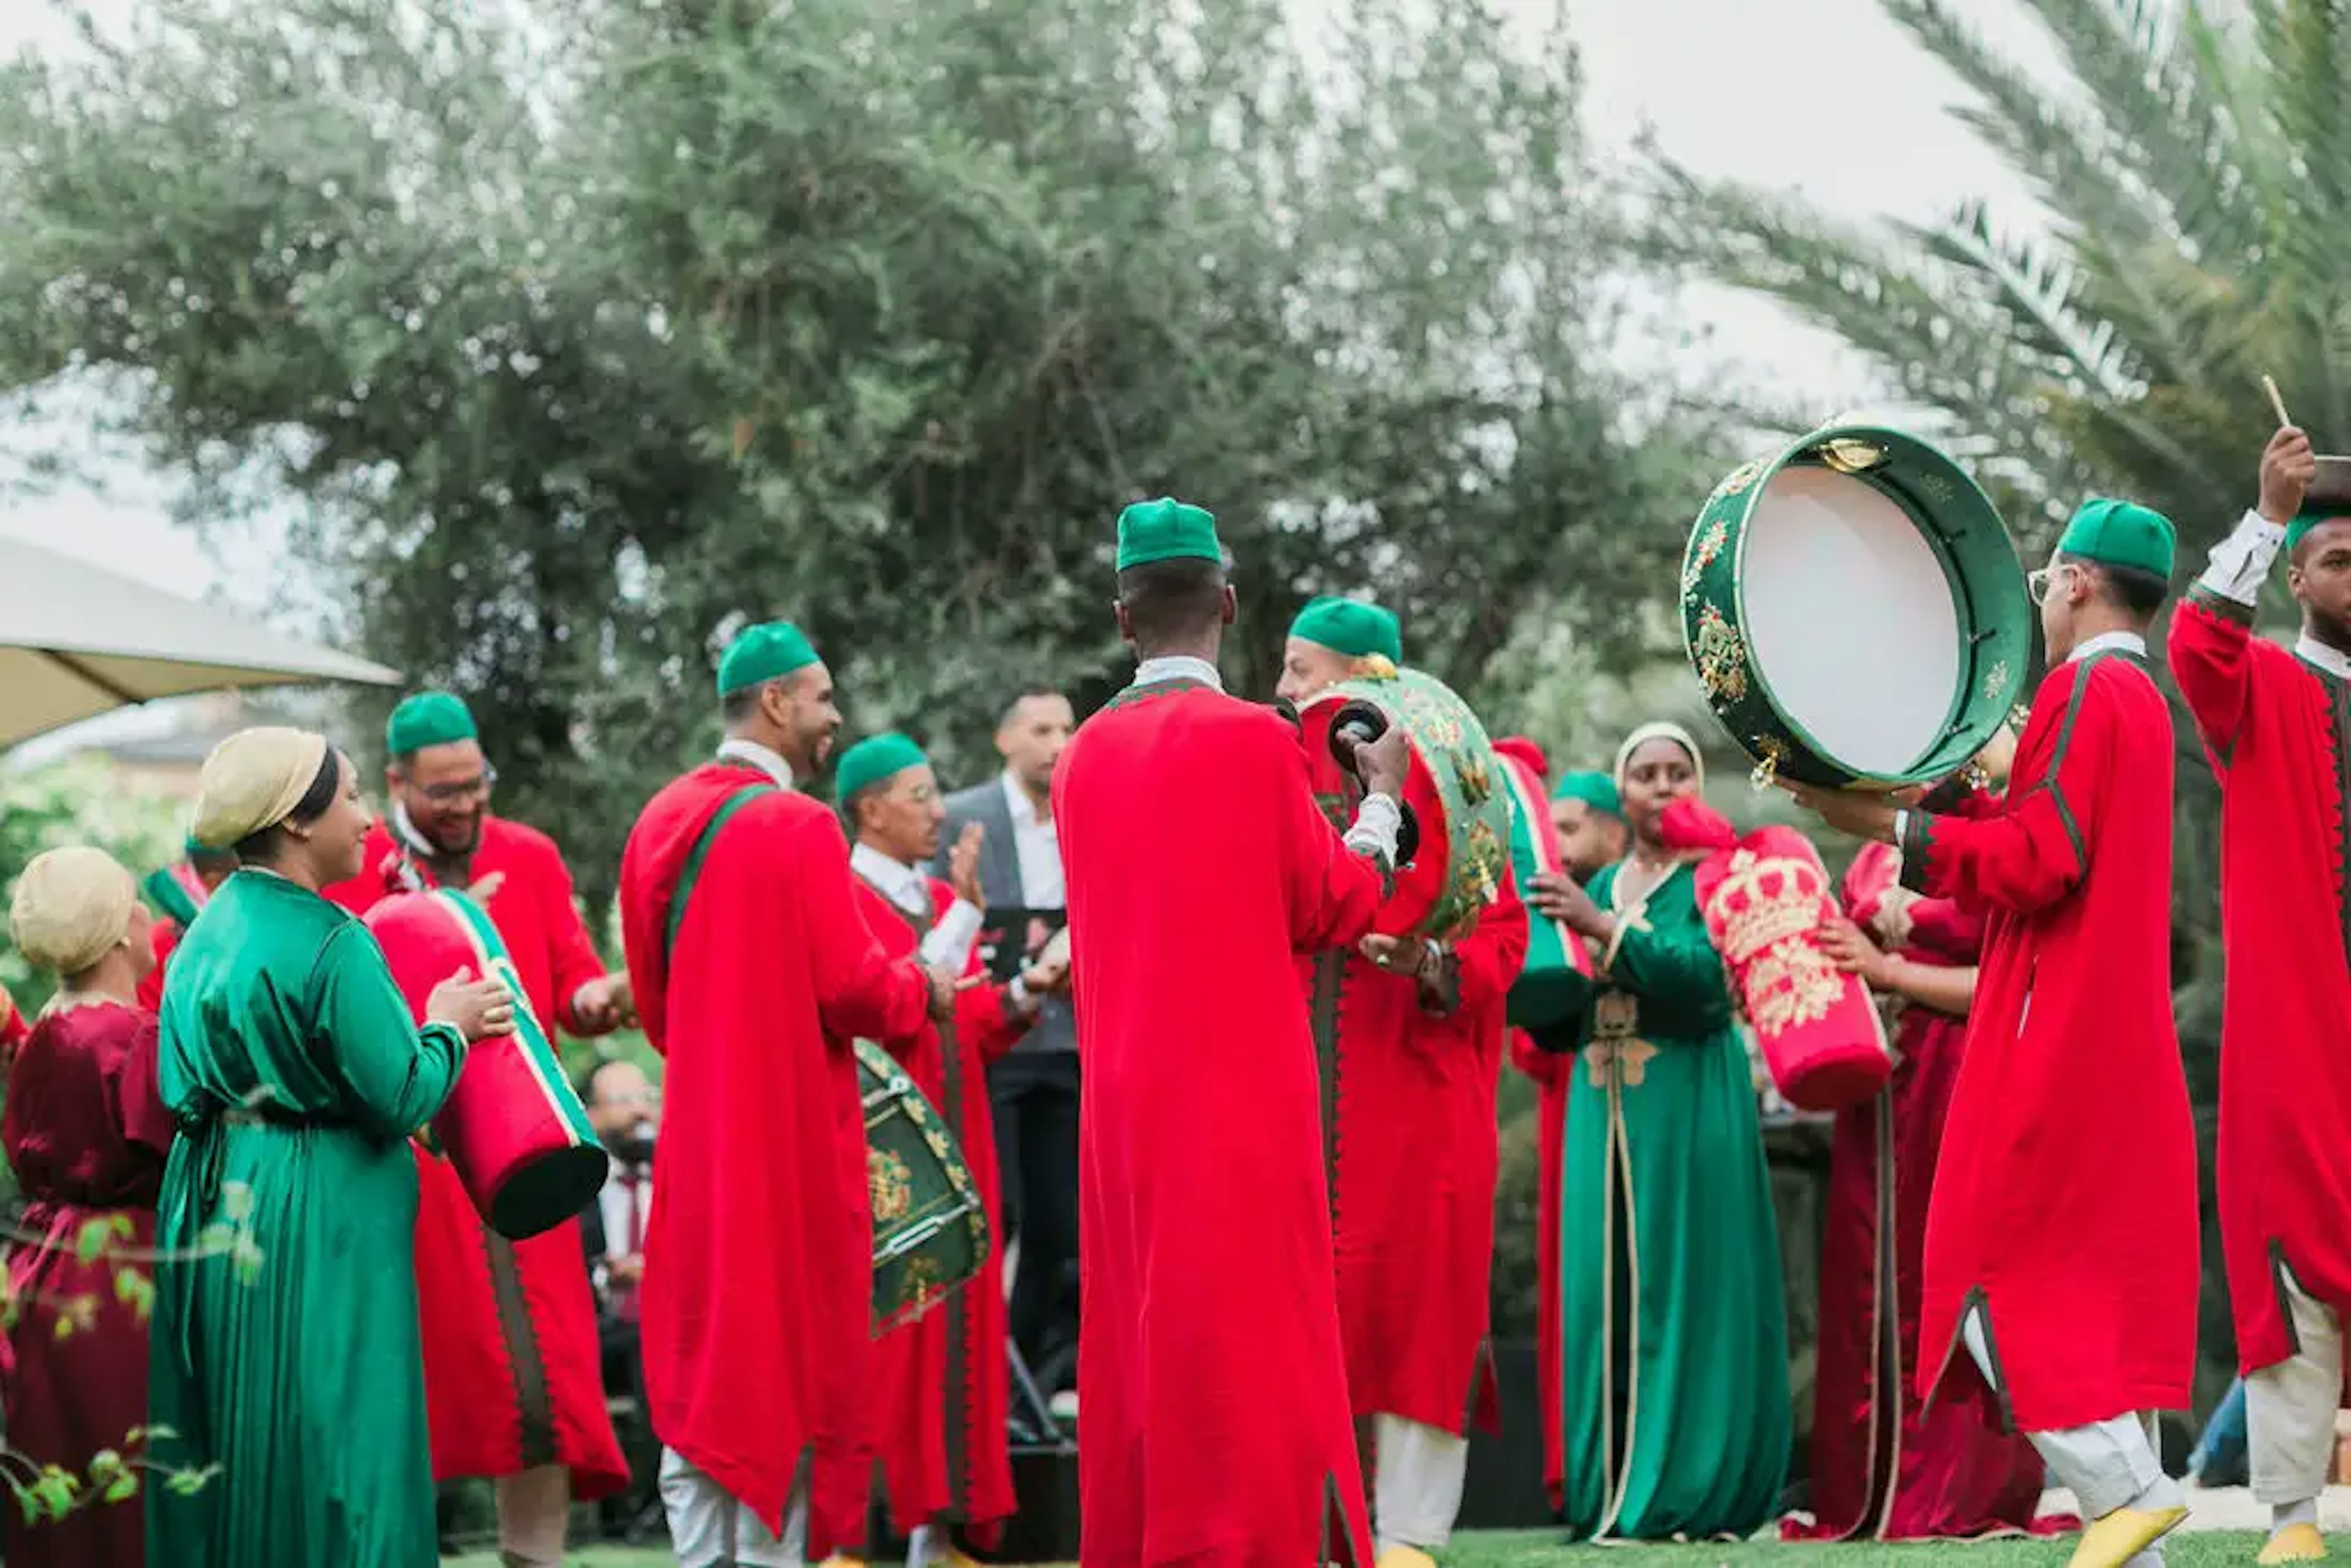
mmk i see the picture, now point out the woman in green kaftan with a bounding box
[1534,721,1790,1540]
[147,728,515,1568]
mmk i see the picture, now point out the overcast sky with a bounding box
[0,0,2055,598]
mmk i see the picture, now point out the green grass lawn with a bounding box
[448,1528,2274,1567]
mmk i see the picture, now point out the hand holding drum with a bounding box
[429,967,517,1042]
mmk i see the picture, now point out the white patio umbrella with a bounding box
[0,535,400,749]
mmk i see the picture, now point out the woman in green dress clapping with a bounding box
[148,727,514,1568]
[1529,721,1790,1541]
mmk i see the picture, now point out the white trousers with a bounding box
[495,1464,571,1567]
[659,1447,808,1568]
[1370,1413,1469,1555]
[1964,1308,2177,1566]
[2249,1263,2343,1509]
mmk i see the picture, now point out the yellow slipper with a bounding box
[2260,1523,2328,1564]
[1375,1550,1438,1568]
[2068,1504,2189,1568]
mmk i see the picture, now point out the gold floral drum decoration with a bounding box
[857,1039,989,1334]
[1680,423,2030,789]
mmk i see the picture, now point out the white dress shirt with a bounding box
[850,841,984,973]
[1131,653,1225,691]
[999,772,1065,909]
[2067,628,2148,664]
[716,737,797,790]
[2197,509,2287,606]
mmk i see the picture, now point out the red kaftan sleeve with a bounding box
[110,1011,176,1158]
[953,978,1030,1065]
[1433,875,1531,1017]
[1275,729,1389,953]
[2169,593,2255,772]
[1900,662,2118,916]
[1509,1029,1562,1086]
[796,816,931,1048]
[536,842,615,1037]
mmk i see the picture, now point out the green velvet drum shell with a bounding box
[1678,425,2031,789]
[857,1038,991,1334]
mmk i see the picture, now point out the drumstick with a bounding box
[2263,374,2293,429]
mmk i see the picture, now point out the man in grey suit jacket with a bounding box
[937,686,1079,1398]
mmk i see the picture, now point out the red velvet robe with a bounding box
[852,874,1029,1543]
[618,762,932,1547]
[2172,595,2351,1376]
[1901,649,2197,1431]
[1056,678,1389,1566]
[1508,1028,1568,1511]
[1787,841,2056,1540]
[3,1001,172,1568]
[1315,874,1524,1441]
[323,817,627,1498]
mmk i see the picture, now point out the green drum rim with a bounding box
[1679,423,2030,789]
[1305,666,1512,938]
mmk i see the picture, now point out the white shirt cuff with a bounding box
[2197,508,2285,606]
[1007,976,1032,1010]
[920,899,984,972]
[1343,793,1403,863]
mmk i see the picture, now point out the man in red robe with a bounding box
[834,732,1068,1565]
[135,838,237,1010]
[323,689,632,1565]
[1794,498,2197,1568]
[618,622,954,1567]
[1276,598,1526,1566]
[2171,425,2351,1565]
[1058,500,1410,1566]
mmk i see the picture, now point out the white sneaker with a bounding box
[1049,1389,1079,1423]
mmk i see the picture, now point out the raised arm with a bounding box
[540,845,616,1037]
[1277,730,1398,954]
[1900,663,2121,915]
[310,921,469,1141]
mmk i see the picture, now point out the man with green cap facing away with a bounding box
[1273,593,1532,1567]
[1791,498,2197,1568]
[1055,498,1412,1566]
[618,623,956,1568]
[324,689,631,1566]
[2172,424,2351,1564]
[832,733,1068,1567]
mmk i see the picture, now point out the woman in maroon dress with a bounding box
[1783,817,2060,1542]
[4,846,173,1568]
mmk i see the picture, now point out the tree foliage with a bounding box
[0,0,1711,904]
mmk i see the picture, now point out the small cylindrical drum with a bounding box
[1295,667,1512,941]
[1686,823,1891,1112]
[858,1040,989,1334]
[1493,749,1594,1033]
[364,889,609,1239]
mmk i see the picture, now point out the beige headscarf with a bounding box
[192,727,334,852]
[10,846,138,977]
[1614,720,1706,791]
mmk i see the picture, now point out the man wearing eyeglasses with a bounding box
[326,689,632,1567]
[1790,500,2197,1568]
[2171,426,2351,1567]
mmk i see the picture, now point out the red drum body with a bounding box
[1690,823,1891,1112]
[364,889,609,1239]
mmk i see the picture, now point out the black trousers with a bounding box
[989,1049,1081,1392]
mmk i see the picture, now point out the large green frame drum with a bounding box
[1679,424,2031,789]
[1299,666,1512,940]
[858,1039,989,1334]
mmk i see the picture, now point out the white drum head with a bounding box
[1740,467,1960,776]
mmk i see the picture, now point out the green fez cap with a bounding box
[1551,770,1621,816]
[385,691,478,756]
[2058,497,2175,580]
[2287,466,2351,551]
[1114,497,1222,572]
[1288,596,1403,662]
[716,621,819,696]
[833,732,928,803]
